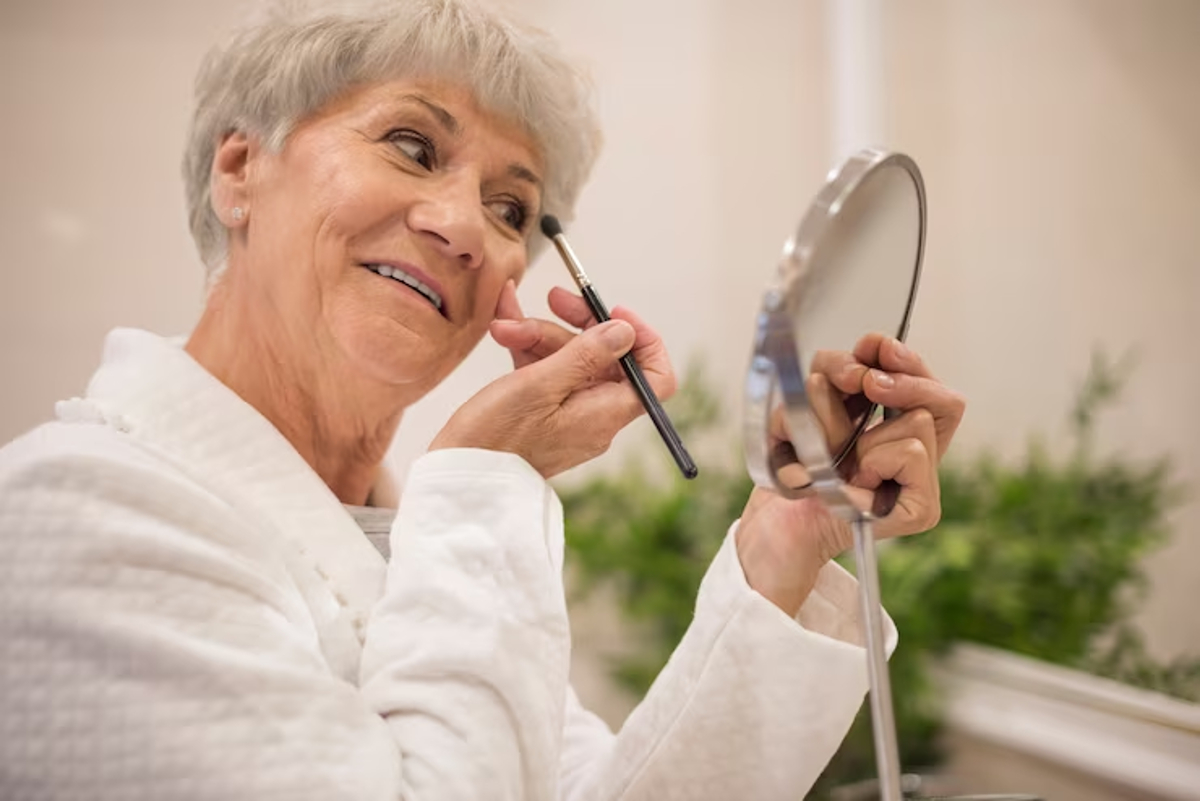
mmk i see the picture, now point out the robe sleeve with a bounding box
[557,523,897,801]
[0,430,570,801]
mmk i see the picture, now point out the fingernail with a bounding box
[870,369,895,388]
[600,320,634,351]
[842,362,866,381]
[893,339,910,359]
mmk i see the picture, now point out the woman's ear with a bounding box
[211,131,253,229]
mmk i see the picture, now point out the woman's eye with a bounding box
[387,130,435,170]
[488,198,528,232]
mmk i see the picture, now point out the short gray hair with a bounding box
[183,0,602,280]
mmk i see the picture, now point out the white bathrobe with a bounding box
[0,328,894,801]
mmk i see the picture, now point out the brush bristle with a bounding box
[539,215,564,239]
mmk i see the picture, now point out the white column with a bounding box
[828,0,885,162]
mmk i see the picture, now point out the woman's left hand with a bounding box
[735,335,966,617]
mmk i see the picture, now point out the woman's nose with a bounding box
[407,176,485,270]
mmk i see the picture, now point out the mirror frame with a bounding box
[743,149,926,516]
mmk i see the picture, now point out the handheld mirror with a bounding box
[744,151,1043,801]
[744,149,922,801]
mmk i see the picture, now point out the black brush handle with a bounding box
[579,284,698,480]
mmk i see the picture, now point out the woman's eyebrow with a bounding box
[509,164,542,191]
[398,93,542,192]
[402,93,461,136]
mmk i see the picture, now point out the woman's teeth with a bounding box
[364,264,444,313]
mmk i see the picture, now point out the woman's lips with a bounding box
[360,262,448,318]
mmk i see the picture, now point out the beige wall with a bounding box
[0,0,1196,707]
[882,0,1200,663]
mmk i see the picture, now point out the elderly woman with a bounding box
[0,1,964,799]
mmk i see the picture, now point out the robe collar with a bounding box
[83,328,389,643]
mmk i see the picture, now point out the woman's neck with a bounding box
[185,280,411,506]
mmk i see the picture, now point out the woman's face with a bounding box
[223,79,542,395]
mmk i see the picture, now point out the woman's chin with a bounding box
[334,323,461,393]
[323,296,484,394]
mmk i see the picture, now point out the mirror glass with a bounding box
[745,151,925,513]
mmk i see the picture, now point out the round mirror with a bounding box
[744,149,925,518]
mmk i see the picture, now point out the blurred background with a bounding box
[1,0,1197,798]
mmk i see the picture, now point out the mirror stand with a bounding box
[853,515,903,801]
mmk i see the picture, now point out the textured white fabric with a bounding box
[0,328,896,800]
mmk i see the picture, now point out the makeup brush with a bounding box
[540,215,698,480]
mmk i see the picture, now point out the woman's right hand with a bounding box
[428,283,677,478]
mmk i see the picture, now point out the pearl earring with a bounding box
[231,207,245,221]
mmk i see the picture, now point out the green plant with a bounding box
[557,352,1195,797]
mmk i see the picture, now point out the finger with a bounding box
[768,400,792,447]
[551,308,678,431]
[522,318,636,398]
[489,319,539,352]
[810,349,869,396]
[610,305,677,401]
[489,318,577,369]
[546,288,678,396]
[763,401,812,488]
[492,281,534,369]
[844,437,941,537]
[775,459,812,491]
[807,372,856,454]
[494,279,525,322]
[845,407,938,513]
[862,370,966,458]
[871,336,936,379]
[855,407,938,471]
[851,332,889,370]
[807,350,873,441]
[546,289,677,395]
[548,286,598,330]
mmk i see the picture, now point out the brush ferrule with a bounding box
[550,234,592,289]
